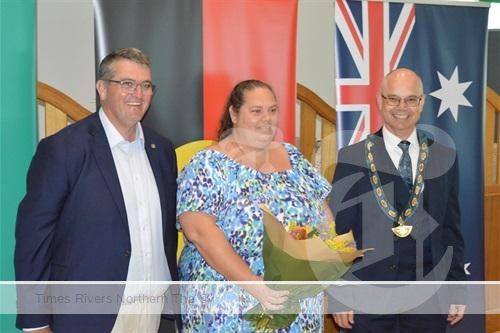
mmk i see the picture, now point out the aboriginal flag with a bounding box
[94,0,297,147]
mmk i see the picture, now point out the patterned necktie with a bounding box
[398,140,413,191]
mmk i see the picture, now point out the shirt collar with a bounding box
[99,108,144,149]
[382,126,418,150]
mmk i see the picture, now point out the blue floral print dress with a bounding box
[177,143,332,332]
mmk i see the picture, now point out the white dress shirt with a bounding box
[99,110,171,299]
[382,126,419,183]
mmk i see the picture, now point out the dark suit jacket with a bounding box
[15,112,179,332]
[329,129,466,305]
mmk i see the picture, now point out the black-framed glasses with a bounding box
[105,79,155,94]
[381,94,422,107]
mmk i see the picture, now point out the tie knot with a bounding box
[398,140,410,152]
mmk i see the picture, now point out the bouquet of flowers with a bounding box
[244,206,367,330]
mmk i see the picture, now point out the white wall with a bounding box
[297,0,336,108]
[488,3,500,30]
[37,0,95,111]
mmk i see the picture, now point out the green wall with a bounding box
[0,0,36,331]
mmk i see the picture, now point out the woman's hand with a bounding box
[244,277,289,311]
[181,212,289,310]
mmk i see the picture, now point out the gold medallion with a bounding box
[392,225,413,237]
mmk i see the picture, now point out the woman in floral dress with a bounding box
[177,80,333,332]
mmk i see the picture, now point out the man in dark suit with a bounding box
[330,68,466,332]
[15,48,178,332]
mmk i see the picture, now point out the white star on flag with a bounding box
[464,262,471,275]
[429,66,472,122]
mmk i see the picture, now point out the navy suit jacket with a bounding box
[330,129,466,283]
[15,112,179,332]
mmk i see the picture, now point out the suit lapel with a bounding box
[144,132,168,234]
[88,114,128,227]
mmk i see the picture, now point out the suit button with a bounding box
[124,250,131,257]
[389,265,397,271]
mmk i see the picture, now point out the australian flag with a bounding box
[335,0,489,330]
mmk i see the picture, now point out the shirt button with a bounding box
[389,265,397,271]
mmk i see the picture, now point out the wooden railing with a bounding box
[297,83,337,182]
[485,87,500,333]
[485,87,500,186]
[486,185,500,333]
[37,81,91,137]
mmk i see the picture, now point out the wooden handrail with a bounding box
[485,86,500,186]
[37,81,92,121]
[487,86,500,114]
[486,184,500,196]
[297,83,336,124]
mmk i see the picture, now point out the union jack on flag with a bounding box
[335,0,416,146]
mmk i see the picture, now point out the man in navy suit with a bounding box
[15,48,179,332]
[330,68,466,332]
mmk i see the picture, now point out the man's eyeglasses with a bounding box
[381,94,422,107]
[105,79,155,94]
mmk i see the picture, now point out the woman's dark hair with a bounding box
[217,79,277,140]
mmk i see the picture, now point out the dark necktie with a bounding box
[398,140,413,191]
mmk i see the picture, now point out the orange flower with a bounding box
[289,227,307,240]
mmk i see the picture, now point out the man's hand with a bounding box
[447,304,466,326]
[333,311,354,329]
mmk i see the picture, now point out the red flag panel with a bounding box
[202,0,298,142]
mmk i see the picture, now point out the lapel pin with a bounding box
[150,143,156,149]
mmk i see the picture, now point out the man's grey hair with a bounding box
[97,48,151,80]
